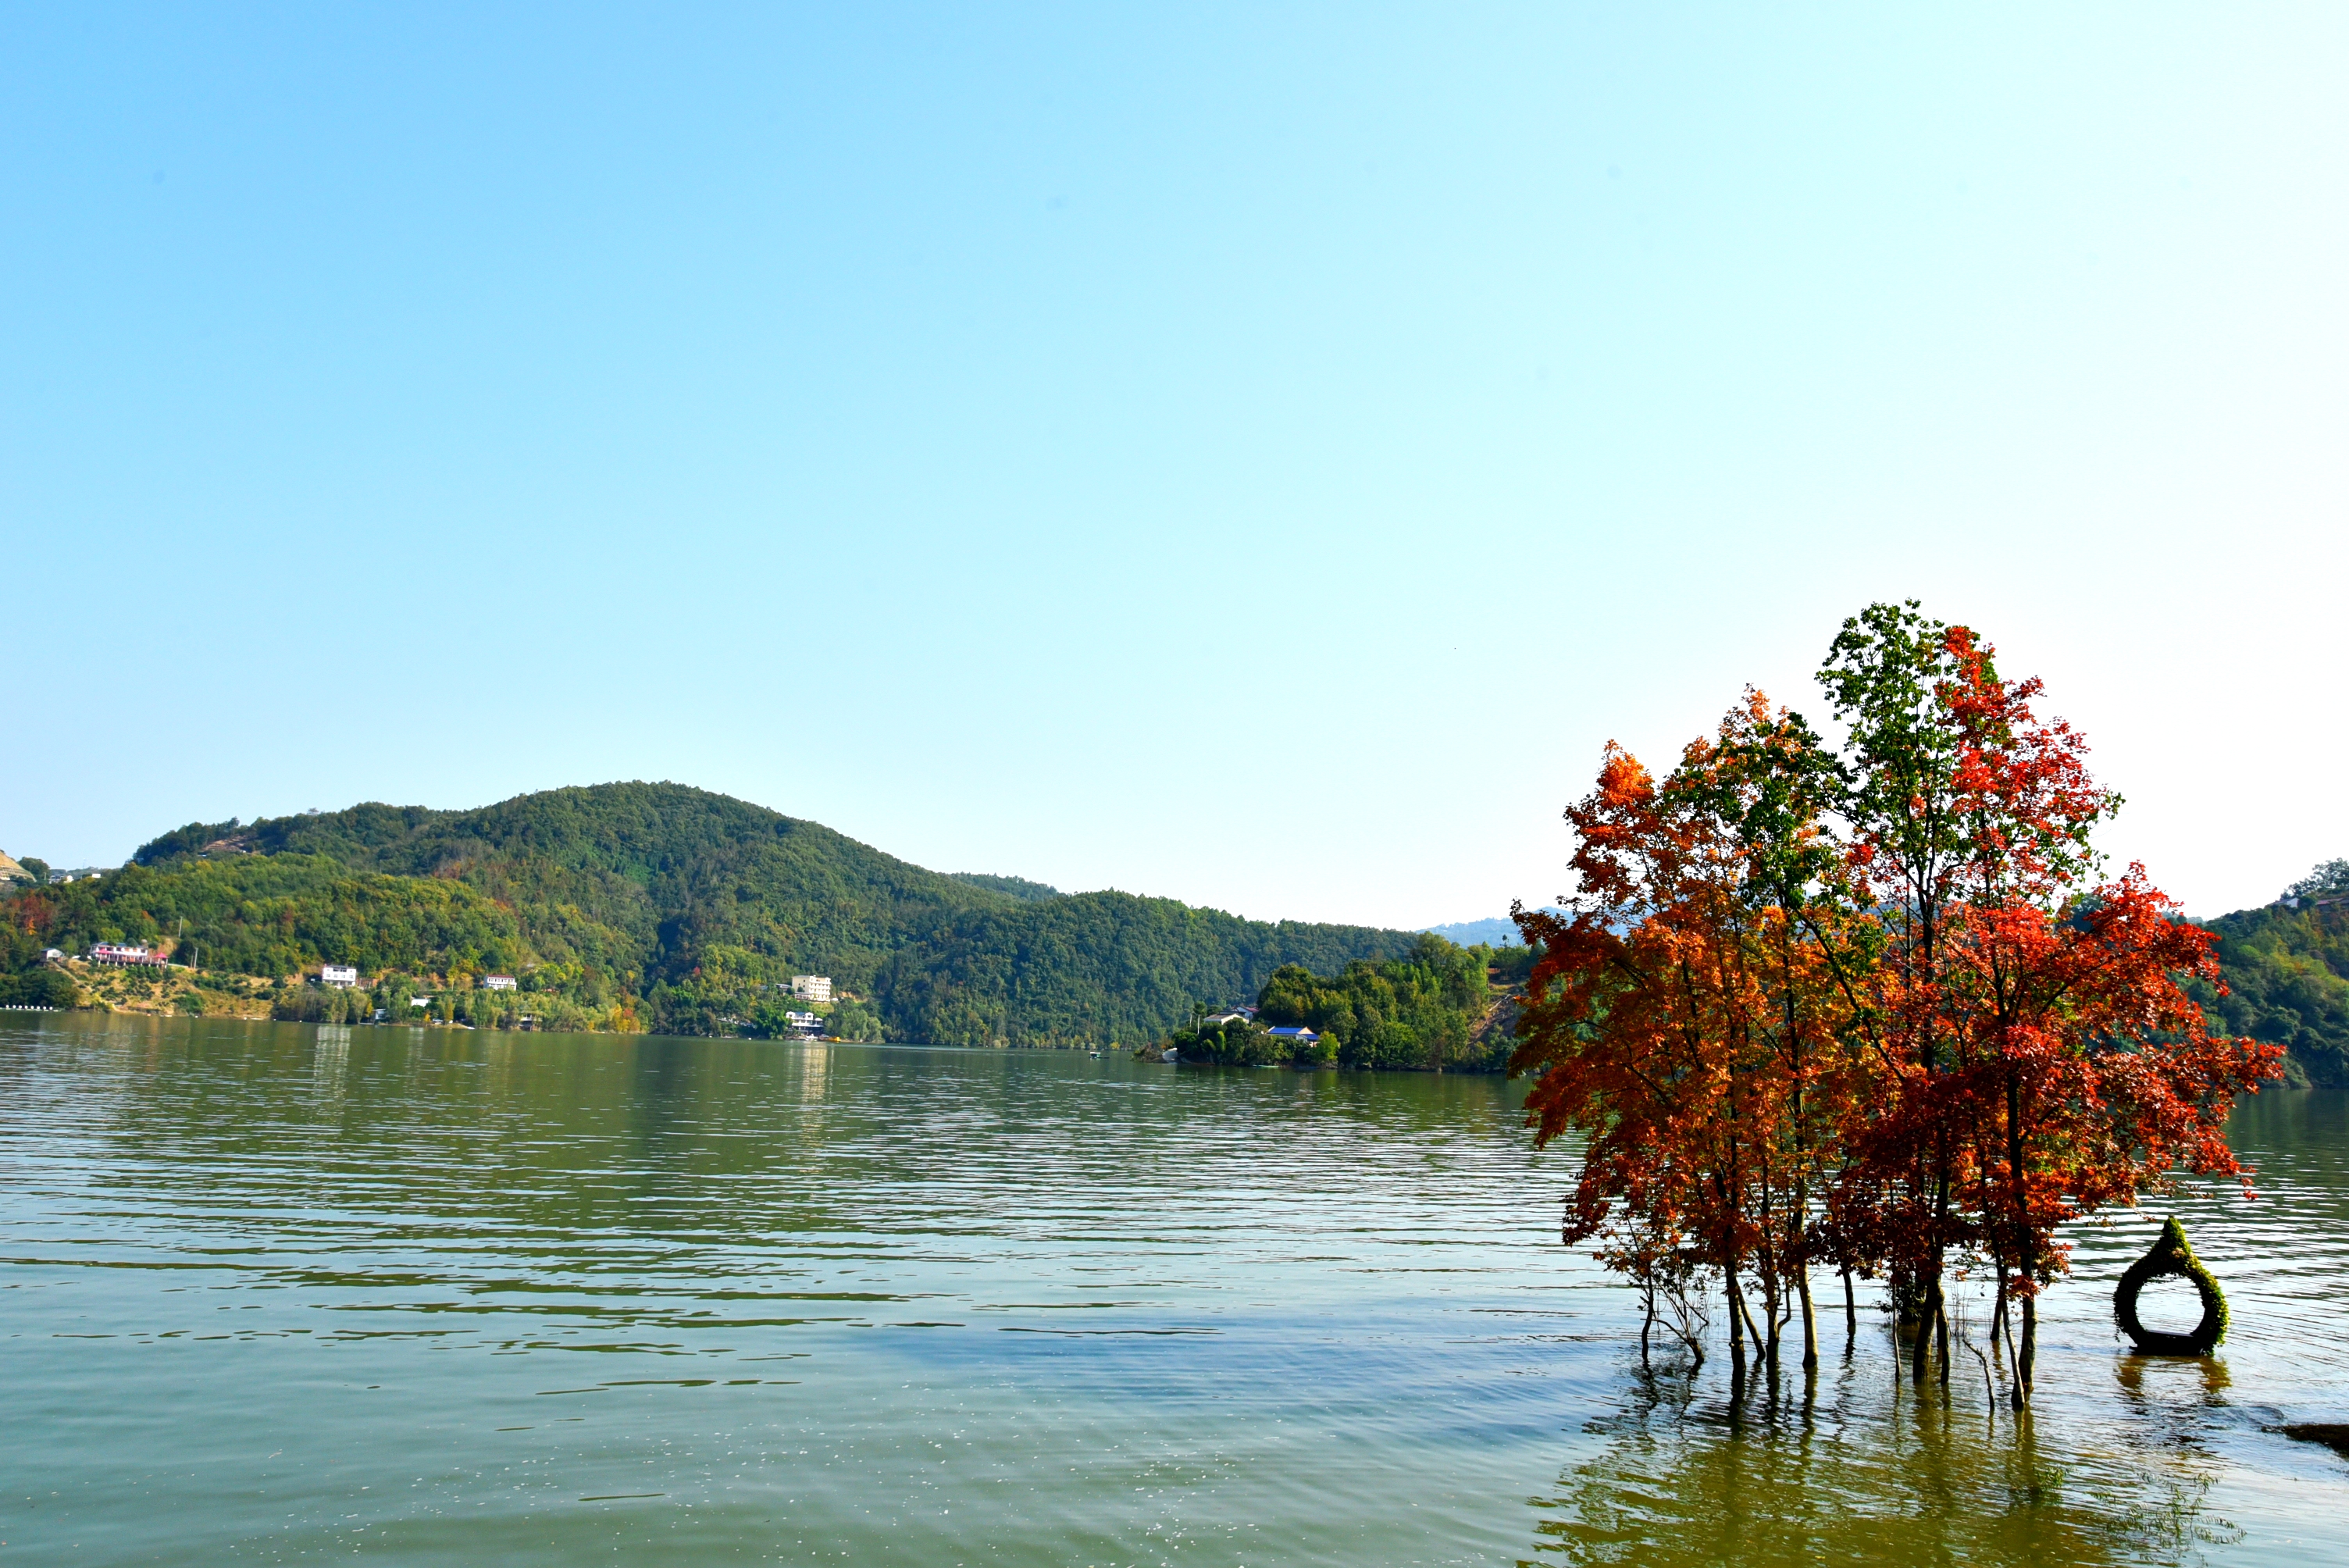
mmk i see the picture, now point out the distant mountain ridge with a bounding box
[80,782,1429,1045]
[1422,916,1524,948]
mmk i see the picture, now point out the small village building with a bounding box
[482,975,518,991]
[791,975,833,1003]
[1266,1025,1319,1045]
[43,948,64,964]
[321,964,361,989]
[784,1010,825,1038]
[91,943,165,968]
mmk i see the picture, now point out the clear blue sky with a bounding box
[5,4,2342,925]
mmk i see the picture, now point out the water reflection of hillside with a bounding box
[7,1016,2346,1566]
[54,1024,898,1249]
[12,1018,1541,1327]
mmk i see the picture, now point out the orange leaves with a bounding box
[1513,700,1866,1295]
[1514,602,2287,1331]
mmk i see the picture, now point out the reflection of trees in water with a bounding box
[310,1025,350,1112]
[1525,1349,2236,1566]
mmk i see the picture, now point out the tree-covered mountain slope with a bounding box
[9,782,1424,1045]
[2195,882,2349,1089]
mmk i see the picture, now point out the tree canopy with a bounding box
[1509,604,2283,1408]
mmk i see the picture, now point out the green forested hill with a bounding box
[15,856,533,978]
[2196,889,2349,1089]
[874,889,1427,1049]
[5,783,1423,1044]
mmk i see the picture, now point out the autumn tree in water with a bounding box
[1512,692,1871,1394]
[1511,602,2282,1408]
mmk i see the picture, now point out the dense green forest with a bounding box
[0,918,76,1007]
[1155,935,1520,1072]
[0,783,1424,1045]
[2194,859,2349,1088]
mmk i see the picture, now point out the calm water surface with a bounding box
[3,1015,2346,1565]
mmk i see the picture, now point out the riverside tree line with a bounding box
[1507,602,2282,1409]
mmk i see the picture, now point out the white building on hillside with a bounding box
[483,975,518,991]
[791,975,832,1003]
[321,964,360,989]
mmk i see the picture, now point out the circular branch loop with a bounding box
[2113,1215,2227,1356]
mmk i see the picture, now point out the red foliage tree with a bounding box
[1513,695,1869,1387]
[1513,604,2284,1407]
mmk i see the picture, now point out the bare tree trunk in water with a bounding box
[1736,1274,1768,1370]
[1913,1131,1955,1387]
[1909,1269,1934,1384]
[1796,1267,1817,1371]
[1639,1275,1655,1367]
[2005,1075,2035,1411]
[2012,1294,2037,1411]
[1989,1266,2010,1370]
[1912,1245,1948,1386]
[1842,1267,1856,1342]
[1727,1270,1748,1405]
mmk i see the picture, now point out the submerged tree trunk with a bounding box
[1908,1266,1932,1384]
[1737,1274,1769,1370]
[1727,1268,1748,1403]
[2013,1293,2037,1410]
[1796,1267,1817,1370]
[1842,1265,1857,1342]
[1912,1259,1947,1386]
[2006,1072,2036,1410]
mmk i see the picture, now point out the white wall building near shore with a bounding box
[791,975,832,1003]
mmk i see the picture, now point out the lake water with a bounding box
[4,1014,2346,1566]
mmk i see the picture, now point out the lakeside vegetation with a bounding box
[1150,935,1528,1071]
[0,919,76,1007]
[0,783,1424,1046]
